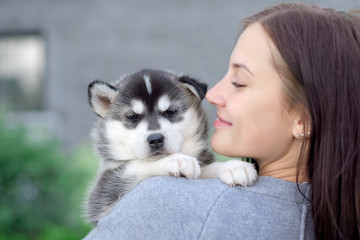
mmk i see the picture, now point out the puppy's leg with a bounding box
[86,167,130,225]
[123,153,201,181]
[201,160,257,187]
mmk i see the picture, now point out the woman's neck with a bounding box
[259,165,307,182]
[258,153,308,183]
[257,139,309,183]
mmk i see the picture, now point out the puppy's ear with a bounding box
[178,76,208,100]
[88,80,117,118]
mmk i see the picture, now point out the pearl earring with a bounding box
[295,132,311,139]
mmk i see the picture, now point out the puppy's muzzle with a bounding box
[147,133,165,150]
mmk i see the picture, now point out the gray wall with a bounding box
[0,0,358,148]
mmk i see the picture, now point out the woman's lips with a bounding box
[214,115,232,127]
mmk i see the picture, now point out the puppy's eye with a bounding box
[163,109,178,118]
[126,113,141,122]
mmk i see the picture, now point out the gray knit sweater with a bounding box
[84,176,314,240]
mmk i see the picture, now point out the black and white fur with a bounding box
[85,69,257,225]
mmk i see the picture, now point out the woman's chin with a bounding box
[210,134,232,156]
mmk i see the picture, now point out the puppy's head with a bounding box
[88,69,208,161]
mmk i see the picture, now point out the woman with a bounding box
[209,4,360,239]
[84,3,359,240]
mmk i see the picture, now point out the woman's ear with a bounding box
[292,111,312,139]
[88,80,117,118]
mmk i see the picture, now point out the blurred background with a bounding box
[0,0,358,239]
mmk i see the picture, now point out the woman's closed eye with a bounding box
[231,81,247,88]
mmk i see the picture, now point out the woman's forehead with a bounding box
[230,23,280,75]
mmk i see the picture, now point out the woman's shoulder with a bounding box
[84,176,313,240]
[124,175,311,205]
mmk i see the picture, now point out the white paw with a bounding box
[219,160,257,187]
[162,153,201,179]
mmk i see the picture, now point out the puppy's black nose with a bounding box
[147,134,165,149]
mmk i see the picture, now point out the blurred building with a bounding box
[0,0,358,149]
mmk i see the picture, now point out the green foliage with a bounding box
[0,116,97,239]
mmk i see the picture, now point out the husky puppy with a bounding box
[85,69,257,225]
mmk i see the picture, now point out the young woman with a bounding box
[208,4,360,239]
[84,3,359,240]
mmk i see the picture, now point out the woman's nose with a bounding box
[206,79,226,107]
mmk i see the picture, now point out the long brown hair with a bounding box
[243,3,360,239]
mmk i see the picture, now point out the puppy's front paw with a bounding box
[164,153,201,179]
[219,160,257,187]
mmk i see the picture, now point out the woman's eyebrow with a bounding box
[232,63,255,77]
